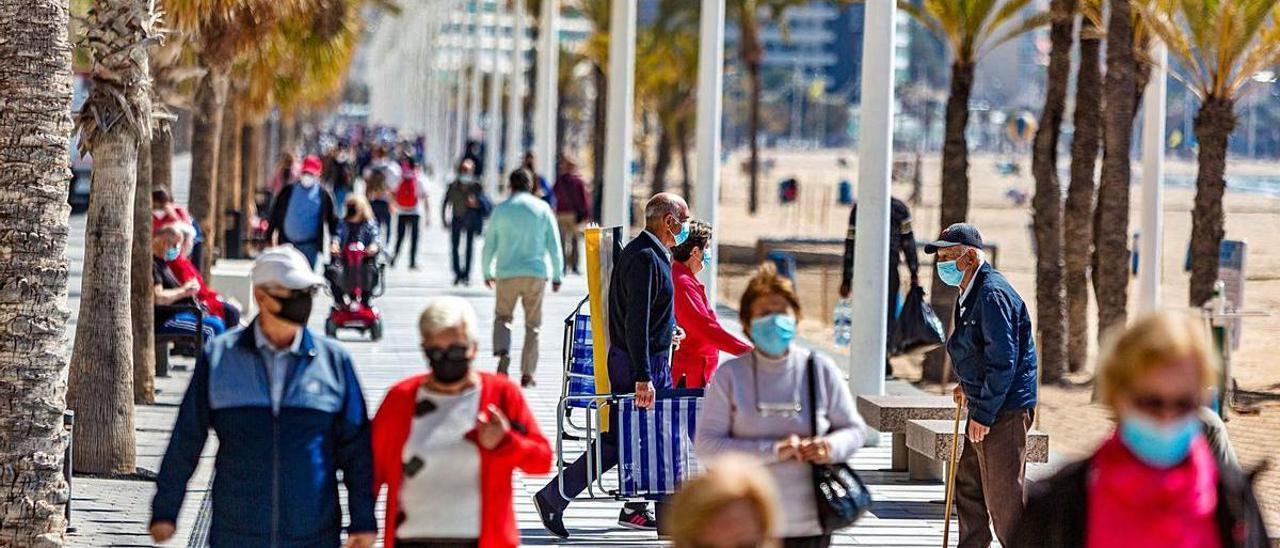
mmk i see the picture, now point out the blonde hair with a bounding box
[667,456,780,548]
[738,262,802,330]
[344,194,374,222]
[1097,311,1217,407]
[418,296,479,344]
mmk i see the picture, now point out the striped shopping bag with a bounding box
[565,311,595,407]
[616,395,703,498]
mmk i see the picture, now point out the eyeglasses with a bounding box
[423,343,469,363]
[1131,394,1199,416]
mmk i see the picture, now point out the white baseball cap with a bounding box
[251,245,325,290]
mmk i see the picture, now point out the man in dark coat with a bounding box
[839,196,920,376]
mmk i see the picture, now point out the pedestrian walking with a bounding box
[363,146,401,246]
[668,455,782,548]
[371,297,552,548]
[522,151,555,208]
[838,196,919,377]
[268,151,297,198]
[534,193,692,536]
[671,220,752,388]
[152,224,226,340]
[323,143,355,215]
[391,156,427,269]
[1013,312,1269,547]
[552,155,591,274]
[150,245,376,548]
[266,154,339,268]
[480,168,563,388]
[694,263,867,548]
[443,159,487,286]
[924,223,1036,548]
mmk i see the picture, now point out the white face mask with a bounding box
[300,174,318,187]
[152,209,166,219]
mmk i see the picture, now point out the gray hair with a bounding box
[418,296,479,343]
[645,192,688,222]
[155,224,184,240]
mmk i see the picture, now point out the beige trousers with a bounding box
[493,276,546,376]
[556,213,581,274]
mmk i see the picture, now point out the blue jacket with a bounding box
[607,231,675,387]
[151,322,376,547]
[946,262,1037,426]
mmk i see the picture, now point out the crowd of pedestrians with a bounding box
[142,127,1269,548]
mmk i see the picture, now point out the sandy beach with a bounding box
[711,148,1280,527]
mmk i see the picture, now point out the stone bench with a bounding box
[856,395,958,472]
[904,419,1050,481]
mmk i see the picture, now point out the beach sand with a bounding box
[711,148,1280,528]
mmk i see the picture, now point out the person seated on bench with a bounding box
[325,194,382,307]
[159,223,243,328]
[153,224,226,340]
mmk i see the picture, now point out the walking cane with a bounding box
[942,400,963,548]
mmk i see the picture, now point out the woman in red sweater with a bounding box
[372,297,552,548]
[671,220,752,388]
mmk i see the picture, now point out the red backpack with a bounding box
[394,174,419,208]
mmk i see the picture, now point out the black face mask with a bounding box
[424,343,472,384]
[274,290,314,326]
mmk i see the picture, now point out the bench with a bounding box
[857,395,958,472]
[211,259,256,319]
[904,419,1049,481]
[154,304,205,378]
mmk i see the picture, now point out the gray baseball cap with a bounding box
[251,245,325,289]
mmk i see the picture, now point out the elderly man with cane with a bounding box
[925,223,1037,548]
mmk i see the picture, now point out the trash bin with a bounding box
[766,250,797,283]
[223,209,243,260]
[837,179,853,205]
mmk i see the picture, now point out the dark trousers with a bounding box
[783,535,832,548]
[371,199,392,245]
[394,213,421,267]
[956,408,1034,548]
[885,269,901,375]
[535,417,652,515]
[449,221,476,283]
[395,540,477,548]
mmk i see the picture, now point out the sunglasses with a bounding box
[423,343,470,363]
[1131,393,1200,416]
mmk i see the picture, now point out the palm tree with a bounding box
[1140,0,1280,307]
[1031,0,1075,384]
[572,0,609,218]
[0,0,75,541]
[1064,14,1102,373]
[898,0,1049,382]
[637,3,698,197]
[65,0,159,475]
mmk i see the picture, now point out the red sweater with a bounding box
[672,261,752,388]
[371,372,552,548]
[166,255,226,319]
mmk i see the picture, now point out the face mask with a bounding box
[700,249,712,269]
[300,174,318,187]
[1119,413,1200,468]
[671,219,690,247]
[937,260,965,287]
[274,291,313,326]
[425,344,471,384]
[163,246,181,262]
[152,208,166,219]
[750,314,796,357]
[345,205,357,219]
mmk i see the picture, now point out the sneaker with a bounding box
[533,495,569,538]
[617,506,657,531]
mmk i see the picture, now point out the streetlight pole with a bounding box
[849,0,896,418]
[506,0,527,174]
[695,0,726,297]
[534,0,559,189]
[601,0,636,228]
[1138,41,1168,313]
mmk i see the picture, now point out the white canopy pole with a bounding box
[468,0,484,138]
[601,0,636,228]
[694,0,726,297]
[534,0,559,189]
[849,0,896,414]
[452,3,469,169]
[505,0,527,173]
[484,5,503,195]
[1138,42,1168,313]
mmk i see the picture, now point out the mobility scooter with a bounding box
[324,241,386,341]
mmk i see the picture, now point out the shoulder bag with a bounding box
[806,353,873,532]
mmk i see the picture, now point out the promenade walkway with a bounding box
[65,163,972,547]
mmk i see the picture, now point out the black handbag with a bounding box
[806,354,873,532]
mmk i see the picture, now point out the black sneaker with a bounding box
[533,495,569,538]
[617,506,657,531]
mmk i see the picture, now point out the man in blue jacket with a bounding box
[925,223,1036,548]
[150,245,376,548]
[533,193,690,537]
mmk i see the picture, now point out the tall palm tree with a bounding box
[65,0,159,475]
[572,0,609,218]
[0,0,75,541]
[637,2,698,197]
[1064,14,1102,373]
[1140,0,1280,307]
[898,0,1049,382]
[1031,0,1075,384]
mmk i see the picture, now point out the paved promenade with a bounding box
[65,165,976,547]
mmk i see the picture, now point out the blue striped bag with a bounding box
[616,395,703,498]
[565,312,595,407]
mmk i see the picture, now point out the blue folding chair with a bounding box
[559,298,595,441]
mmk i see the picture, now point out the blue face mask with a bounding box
[750,314,796,357]
[701,249,712,269]
[163,246,181,262]
[1119,413,1200,468]
[937,260,964,287]
[672,220,691,247]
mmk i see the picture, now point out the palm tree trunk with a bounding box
[152,121,173,192]
[740,12,763,215]
[216,103,241,258]
[132,137,156,405]
[677,118,692,202]
[923,60,975,384]
[1095,0,1138,342]
[189,68,229,273]
[1189,96,1236,306]
[67,127,139,475]
[1030,0,1075,384]
[652,125,672,196]
[240,122,260,240]
[1064,22,1102,373]
[0,0,74,540]
[591,64,607,222]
